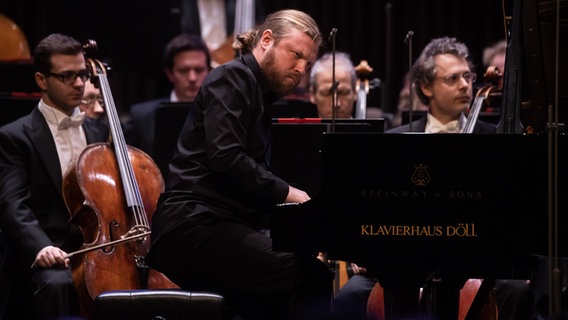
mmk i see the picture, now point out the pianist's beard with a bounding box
[261,47,300,97]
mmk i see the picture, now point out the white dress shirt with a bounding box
[38,100,87,176]
[198,0,227,51]
[425,113,466,133]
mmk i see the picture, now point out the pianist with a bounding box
[147,9,334,320]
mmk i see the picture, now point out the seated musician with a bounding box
[387,36,533,319]
[146,9,334,320]
[309,51,379,320]
[0,33,108,319]
[391,70,429,128]
[309,51,358,119]
[123,33,211,159]
[387,37,495,134]
[79,78,105,121]
[481,39,506,90]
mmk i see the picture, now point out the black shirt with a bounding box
[152,53,289,237]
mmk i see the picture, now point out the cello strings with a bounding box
[97,70,150,230]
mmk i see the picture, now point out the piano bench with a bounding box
[94,289,227,320]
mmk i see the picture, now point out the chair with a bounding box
[95,289,227,320]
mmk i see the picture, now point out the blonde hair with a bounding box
[233,9,322,53]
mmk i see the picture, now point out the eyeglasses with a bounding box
[45,70,92,85]
[317,88,354,97]
[436,72,477,86]
[80,95,104,107]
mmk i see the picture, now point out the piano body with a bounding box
[270,132,567,318]
[269,0,567,317]
[270,0,568,264]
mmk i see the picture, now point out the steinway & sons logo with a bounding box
[411,164,430,186]
[358,162,481,238]
[359,163,483,199]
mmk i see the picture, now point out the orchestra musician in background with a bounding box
[309,51,358,118]
[482,39,507,88]
[387,36,495,134]
[180,0,265,67]
[146,9,334,320]
[387,36,533,320]
[392,70,429,128]
[124,33,211,158]
[79,79,105,121]
[0,33,108,319]
[309,51,379,320]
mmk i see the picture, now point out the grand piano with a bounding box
[270,0,567,318]
[270,132,566,318]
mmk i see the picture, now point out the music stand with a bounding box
[270,118,384,197]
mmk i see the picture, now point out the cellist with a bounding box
[0,33,108,319]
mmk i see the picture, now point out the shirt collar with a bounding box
[240,52,278,106]
[426,112,466,133]
[170,90,179,102]
[38,100,85,129]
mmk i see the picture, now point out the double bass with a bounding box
[62,40,177,318]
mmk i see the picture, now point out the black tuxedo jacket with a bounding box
[0,107,108,267]
[124,97,169,157]
[385,116,497,133]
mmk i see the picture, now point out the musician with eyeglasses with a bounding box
[0,33,108,319]
[387,36,494,134]
[386,36,533,320]
[79,79,105,121]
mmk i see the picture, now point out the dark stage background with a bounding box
[1,0,506,117]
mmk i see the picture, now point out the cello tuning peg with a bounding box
[369,78,381,89]
[82,39,98,56]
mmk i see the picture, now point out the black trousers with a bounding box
[149,209,334,320]
[4,264,79,320]
[334,274,377,320]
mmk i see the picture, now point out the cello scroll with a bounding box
[462,67,503,133]
[354,60,381,119]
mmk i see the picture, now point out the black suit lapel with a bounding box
[25,108,63,194]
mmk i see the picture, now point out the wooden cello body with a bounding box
[63,144,167,315]
[62,41,177,318]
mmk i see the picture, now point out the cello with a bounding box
[462,66,503,133]
[354,60,381,119]
[62,40,177,318]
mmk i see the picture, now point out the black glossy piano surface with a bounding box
[271,133,567,285]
